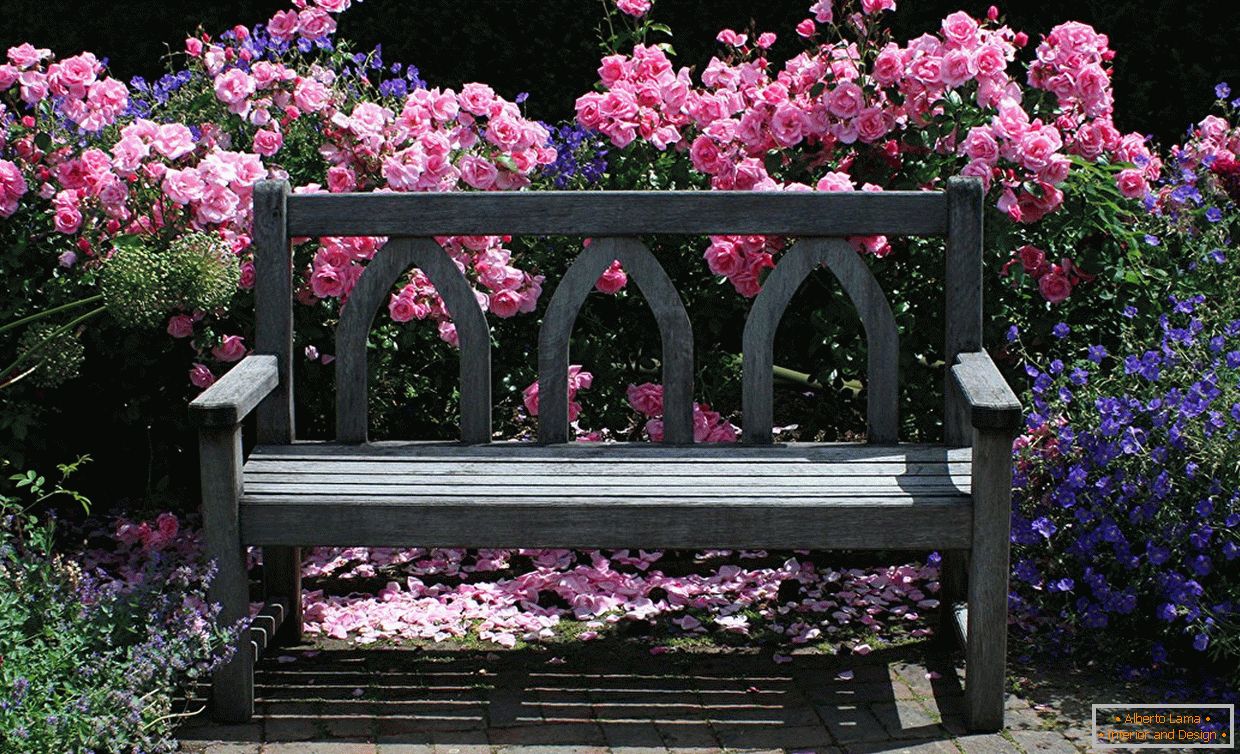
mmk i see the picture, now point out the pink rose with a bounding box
[54,204,82,234]
[1115,168,1148,199]
[238,260,256,289]
[626,382,664,417]
[872,46,905,86]
[195,184,239,225]
[7,43,45,69]
[459,155,499,190]
[48,53,98,98]
[940,11,980,49]
[704,239,743,277]
[189,363,216,389]
[152,123,195,160]
[795,19,816,38]
[214,69,256,116]
[212,335,247,362]
[489,289,521,318]
[0,65,17,91]
[816,171,856,192]
[689,136,726,175]
[769,103,805,147]
[388,294,419,323]
[960,126,999,163]
[316,0,352,12]
[854,107,889,143]
[154,512,179,543]
[809,1,833,22]
[310,265,345,299]
[615,0,651,17]
[166,314,194,338]
[826,81,864,119]
[595,260,627,294]
[1038,270,1073,304]
[297,8,337,40]
[267,10,300,42]
[252,128,283,157]
[162,168,205,205]
[861,0,895,13]
[293,78,330,112]
[1017,245,1047,275]
[459,82,497,116]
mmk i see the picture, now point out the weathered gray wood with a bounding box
[248,600,286,659]
[336,238,491,444]
[244,462,974,478]
[249,441,970,462]
[951,601,968,650]
[253,180,294,445]
[262,548,301,644]
[286,191,948,237]
[244,483,970,497]
[939,551,968,640]
[200,425,253,723]
[238,496,972,550]
[945,177,984,447]
[742,238,899,444]
[539,238,693,444]
[951,351,1022,431]
[188,355,278,428]
[965,426,1014,732]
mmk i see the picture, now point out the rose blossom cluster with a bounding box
[576,3,1155,297]
[1001,243,1094,304]
[626,381,740,442]
[382,235,545,347]
[0,45,130,132]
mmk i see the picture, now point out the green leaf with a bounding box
[33,132,51,151]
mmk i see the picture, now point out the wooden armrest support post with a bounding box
[189,355,279,428]
[951,351,1022,432]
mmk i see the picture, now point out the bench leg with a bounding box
[939,550,967,640]
[201,426,255,723]
[263,546,303,644]
[964,427,1013,732]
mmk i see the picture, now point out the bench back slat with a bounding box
[742,238,899,445]
[285,190,948,237]
[538,237,694,444]
[335,238,492,444]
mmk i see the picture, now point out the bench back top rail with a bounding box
[251,178,984,446]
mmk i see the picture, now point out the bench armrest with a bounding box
[951,351,1022,432]
[189,354,279,428]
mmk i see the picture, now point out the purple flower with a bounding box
[1143,234,1160,246]
[1216,82,1231,99]
[1205,207,1223,223]
[1193,633,1209,651]
[1006,324,1019,342]
[1053,322,1070,339]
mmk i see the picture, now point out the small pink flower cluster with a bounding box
[0,158,29,218]
[0,45,129,131]
[1001,243,1094,304]
[626,381,739,442]
[523,365,594,422]
[114,512,183,552]
[382,235,545,346]
[576,44,692,150]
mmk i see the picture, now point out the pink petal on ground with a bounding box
[836,670,854,681]
[926,671,942,680]
[853,643,872,656]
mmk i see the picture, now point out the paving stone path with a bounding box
[178,642,1088,754]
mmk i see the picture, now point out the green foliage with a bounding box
[0,458,232,753]
[100,233,238,329]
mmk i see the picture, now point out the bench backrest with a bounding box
[251,177,983,447]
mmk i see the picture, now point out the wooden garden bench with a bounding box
[189,177,1021,730]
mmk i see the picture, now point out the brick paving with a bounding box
[178,642,1084,754]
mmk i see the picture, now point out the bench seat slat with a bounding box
[239,498,971,550]
[237,442,973,550]
[249,442,971,462]
[244,462,971,477]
